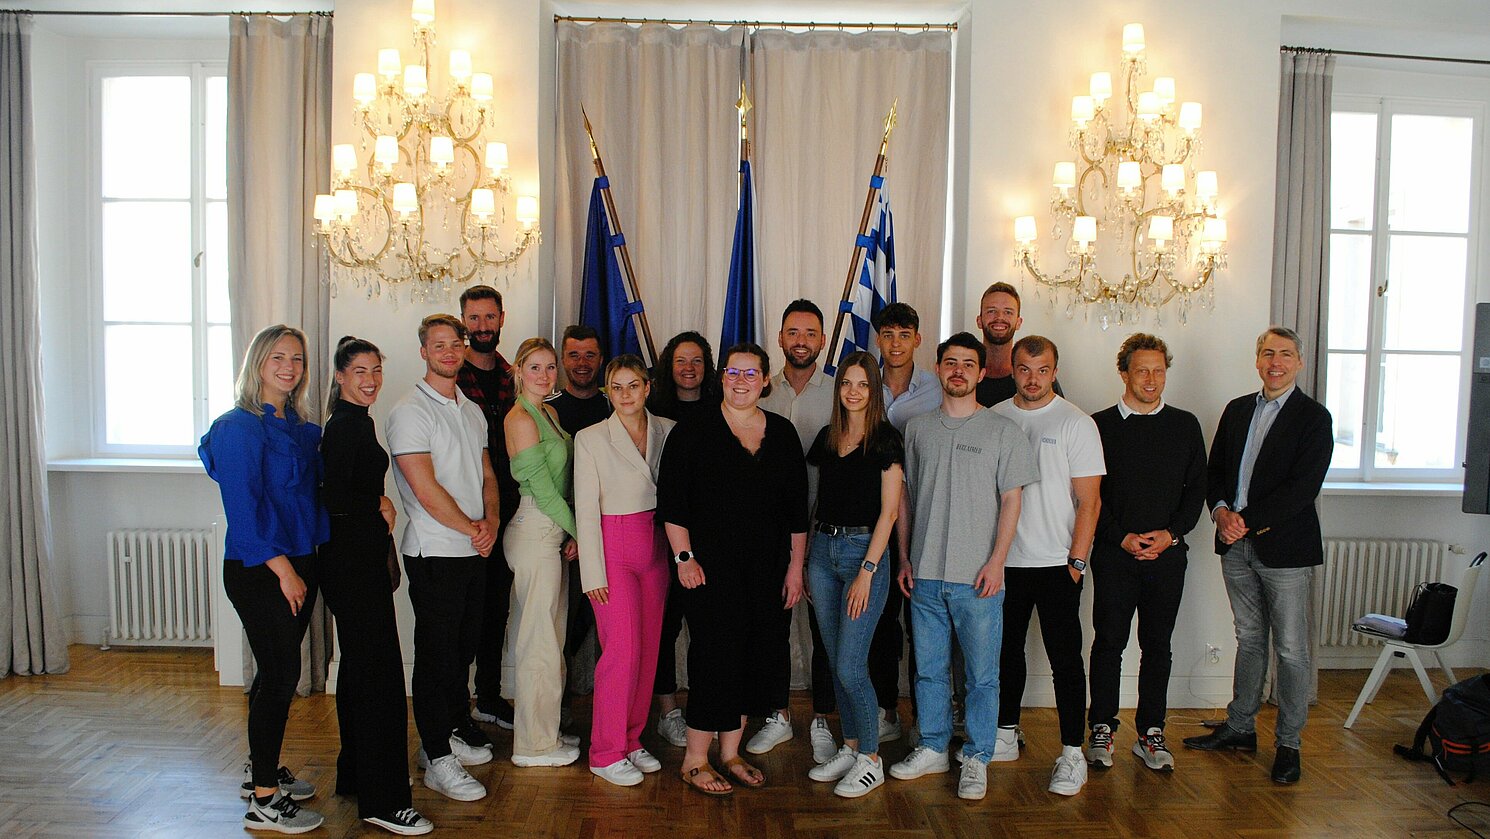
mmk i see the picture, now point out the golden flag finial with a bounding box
[879,98,899,157]
[581,105,600,162]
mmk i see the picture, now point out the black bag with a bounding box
[1403,581,1457,645]
[1395,675,1490,785]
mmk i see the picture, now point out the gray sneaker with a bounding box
[656,708,688,748]
[243,791,324,834]
[240,762,316,801]
[1086,723,1114,768]
[1133,727,1176,771]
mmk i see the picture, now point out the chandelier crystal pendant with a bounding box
[1012,23,1227,329]
[311,0,540,304]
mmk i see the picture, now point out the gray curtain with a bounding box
[1271,50,1334,395]
[227,14,333,694]
[0,12,68,678]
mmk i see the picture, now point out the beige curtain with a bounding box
[0,11,68,678]
[227,13,333,694]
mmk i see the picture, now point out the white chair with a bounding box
[1343,551,1486,729]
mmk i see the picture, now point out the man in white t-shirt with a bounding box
[389,314,503,803]
[990,335,1104,798]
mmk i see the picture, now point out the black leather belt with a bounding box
[815,523,872,537]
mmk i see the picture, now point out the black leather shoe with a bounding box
[1182,726,1257,752]
[1271,746,1301,784]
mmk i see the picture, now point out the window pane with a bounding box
[105,324,194,446]
[1327,233,1372,351]
[208,324,235,420]
[207,201,230,323]
[102,76,190,199]
[1326,352,1365,471]
[1389,114,1474,233]
[1331,111,1377,231]
[1375,353,1461,470]
[103,201,191,323]
[1383,235,1467,352]
[207,76,227,201]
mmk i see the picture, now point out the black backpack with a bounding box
[1395,674,1490,784]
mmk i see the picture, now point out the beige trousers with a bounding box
[501,497,570,756]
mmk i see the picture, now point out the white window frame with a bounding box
[88,60,227,457]
[1327,67,1488,485]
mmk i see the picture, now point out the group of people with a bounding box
[200,280,1334,834]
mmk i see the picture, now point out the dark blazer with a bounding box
[1205,388,1333,567]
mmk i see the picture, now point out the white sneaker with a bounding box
[745,711,794,755]
[834,753,885,799]
[656,708,688,748]
[243,791,324,834]
[808,745,858,782]
[991,726,1023,762]
[628,748,662,773]
[559,733,581,748]
[1133,727,1176,771]
[447,736,493,766]
[590,758,644,787]
[878,708,903,743]
[889,745,950,780]
[809,717,837,764]
[1086,723,1114,768]
[512,743,580,768]
[1049,746,1088,796]
[422,754,486,802]
[957,755,988,800]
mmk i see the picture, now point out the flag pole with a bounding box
[581,107,659,366]
[824,99,898,374]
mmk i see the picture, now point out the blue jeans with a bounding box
[808,531,890,753]
[1221,539,1313,750]
[909,578,1004,763]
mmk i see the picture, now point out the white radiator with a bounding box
[1316,538,1448,647]
[106,529,215,647]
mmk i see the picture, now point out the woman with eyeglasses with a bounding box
[657,342,808,794]
[645,331,722,747]
[801,351,903,799]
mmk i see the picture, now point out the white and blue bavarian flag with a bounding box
[827,182,896,375]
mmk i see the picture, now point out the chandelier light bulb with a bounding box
[392,182,418,217]
[429,136,455,168]
[1147,215,1174,245]
[471,73,494,102]
[333,188,358,221]
[1122,23,1145,55]
[374,135,399,169]
[1116,161,1141,193]
[1014,215,1038,245]
[403,65,428,97]
[485,141,508,173]
[1136,91,1161,121]
[411,0,435,26]
[516,195,540,228]
[352,73,377,105]
[377,49,401,79]
[1053,161,1076,192]
[1178,101,1203,133]
[1089,72,1112,105]
[313,194,335,222]
[1153,77,1176,105]
[449,50,472,83]
[332,143,358,177]
[470,188,495,219]
[1160,163,1185,196]
[1073,215,1097,246]
[1196,170,1219,202]
[1201,217,1228,253]
[1071,95,1095,127]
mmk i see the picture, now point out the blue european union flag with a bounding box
[720,159,759,350]
[579,177,642,359]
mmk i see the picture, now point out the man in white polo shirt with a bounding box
[389,314,502,803]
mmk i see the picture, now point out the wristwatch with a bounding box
[673,550,694,566]
[1067,556,1088,573]
[861,559,877,573]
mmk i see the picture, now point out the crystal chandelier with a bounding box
[1012,23,1228,329]
[312,0,540,303]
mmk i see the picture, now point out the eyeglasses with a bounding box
[722,367,762,383]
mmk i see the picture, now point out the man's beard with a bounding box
[784,350,820,370]
[983,325,1013,346]
[469,331,499,353]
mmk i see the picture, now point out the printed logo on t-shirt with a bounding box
[1041,436,1058,445]
[955,443,983,454]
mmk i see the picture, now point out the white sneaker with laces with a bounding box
[834,754,885,799]
[422,754,486,802]
[1086,723,1114,768]
[991,725,1024,762]
[877,708,903,743]
[1133,727,1176,771]
[512,743,581,768]
[448,735,493,766]
[590,758,645,787]
[243,790,325,834]
[656,708,688,748]
[957,755,988,800]
[745,711,794,755]
[809,717,837,764]
[808,745,858,782]
[628,748,662,773]
[362,807,434,836]
[1049,745,1088,796]
[889,745,950,780]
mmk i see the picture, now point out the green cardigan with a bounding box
[510,395,577,537]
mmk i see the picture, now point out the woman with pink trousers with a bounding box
[573,355,677,786]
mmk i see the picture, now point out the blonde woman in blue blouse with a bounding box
[502,337,581,767]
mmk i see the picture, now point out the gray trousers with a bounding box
[1221,539,1313,750]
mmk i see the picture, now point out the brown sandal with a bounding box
[680,763,733,796]
[722,756,765,788]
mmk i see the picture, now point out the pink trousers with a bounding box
[589,510,669,768]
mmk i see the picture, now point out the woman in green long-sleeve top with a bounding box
[502,336,581,767]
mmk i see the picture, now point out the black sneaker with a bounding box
[471,697,515,730]
[452,719,493,750]
[363,807,434,836]
[240,762,317,801]
[243,791,324,834]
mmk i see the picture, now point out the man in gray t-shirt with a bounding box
[889,332,1037,801]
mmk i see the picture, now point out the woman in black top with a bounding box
[319,337,432,836]
[802,351,903,799]
[657,342,808,794]
[645,331,722,745]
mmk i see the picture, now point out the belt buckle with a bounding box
[821,523,841,537]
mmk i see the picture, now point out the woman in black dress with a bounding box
[319,336,432,836]
[658,342,809,794]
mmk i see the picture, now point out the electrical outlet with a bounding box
[1207,644,1221,664]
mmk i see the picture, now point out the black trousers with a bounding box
[1088,548,1187,733]
[808,603,834,714]
[319,519,412,817]
[405,553,485,760]
[865,540,909,715]
[473,515,514,707]
[654,574,684,696]
[1000,564,1087,746]
[680,556,790,732]
[224,553,317,790]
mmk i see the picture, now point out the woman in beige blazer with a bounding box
[573,355,676,787]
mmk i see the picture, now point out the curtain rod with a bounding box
[1282,44,1490,67]
[11,9,331,17]
[556,14,955,32]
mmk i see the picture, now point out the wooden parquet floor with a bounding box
[1,647,1488,838]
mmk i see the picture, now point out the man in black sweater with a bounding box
[1084,334,1206,775]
